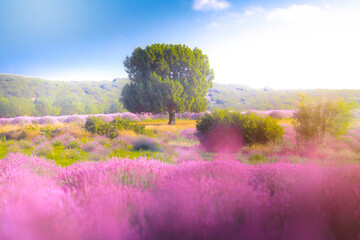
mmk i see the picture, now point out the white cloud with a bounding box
[193,0,230,11]
[197,2,360,89]
[266,5,326,22]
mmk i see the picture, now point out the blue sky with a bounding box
[0,0,359,89]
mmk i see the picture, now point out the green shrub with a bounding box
[196,110,284,152]
[293,95,356,143]
[85,116,149,138]
[85,116,117,138]
[241,112,285,145]
[112,116,147,135]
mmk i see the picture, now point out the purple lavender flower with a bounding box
[110,135,134,150]
[81,141,102,152]
[179,128,199,141]
[120,112,141,121]
[0,118,12,125]
[53,133,76,146]
[32,142,53,157]
[10,117,32,126]
[38,116,59,125]
[64,115,86,124]
[33,135,50,144]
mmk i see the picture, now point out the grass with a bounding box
[51,146,89,167]
[167,138,199,147]
[139,119,196,134]
[0,140,9,159]
[110,149,173,163]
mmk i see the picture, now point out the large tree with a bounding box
[121,43,214,124]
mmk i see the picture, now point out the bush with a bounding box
[196,110,284,152]
[85,116,109,135]
[85,116,148,138]
[293,95,356,143]
[112,116,148,135]
[132,138,163,152]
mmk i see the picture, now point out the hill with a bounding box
[207,83,360,111]
[0,74,128,117]
[0,73,359,117]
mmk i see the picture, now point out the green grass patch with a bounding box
[110,148,173,163]
[0,141,8,159]
[50,146,88,167]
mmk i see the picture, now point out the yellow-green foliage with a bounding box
[85,116,148,138]
[196,110,284,151]
[293,95,356,142]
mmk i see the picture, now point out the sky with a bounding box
[0,0,359,89]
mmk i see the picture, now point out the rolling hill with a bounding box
[0,73,359,117]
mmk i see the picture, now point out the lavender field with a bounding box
[3,0,360,238]
[0,110,359,239]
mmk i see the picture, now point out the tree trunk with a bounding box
[168,111,176,125]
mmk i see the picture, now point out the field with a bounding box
[0,111,360,239]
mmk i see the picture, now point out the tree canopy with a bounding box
[121,43,215,124]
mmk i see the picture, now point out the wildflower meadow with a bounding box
[0,109,359,239]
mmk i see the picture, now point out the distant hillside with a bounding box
[0,74,129,117]
[0,73,359,117]
[207,83,360,111]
